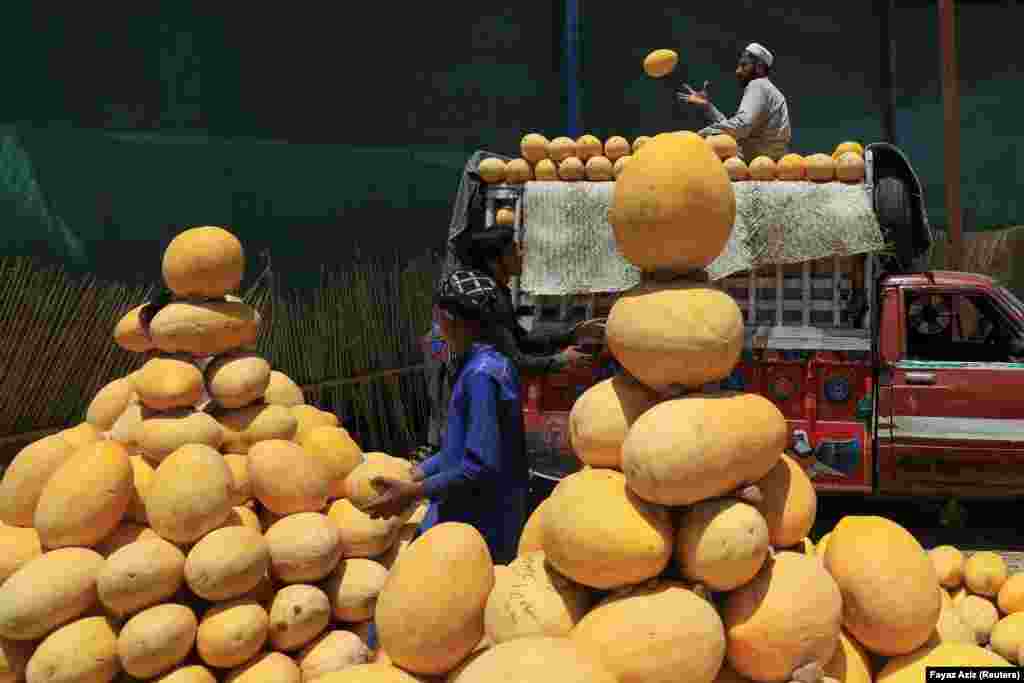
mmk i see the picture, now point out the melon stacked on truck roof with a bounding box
[699,135,866,185]
[476,133,649,186]
[0,225,438,683]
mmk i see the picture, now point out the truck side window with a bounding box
[904,292,1012,363]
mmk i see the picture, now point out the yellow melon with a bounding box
[494,207,515,226]
[835,152,865,183]
[723,552,843,683]
[990,613,1024,662]
[585,155,614,181]
[450,636,615,683]
[928,601,976,646]
[264,512,343,583]
[517,501,547,557]
[541,468,673,589]
[56,423,99,452]
[375,523,418,570]
[0,547,105,640]
[547,137,576,163]
[25,616,118,683]
[504,159,533,184]
[324,558,390,622]
[824,630,873,683]
[299,426,363,498]
[34,440,133,549]
[604,136,630,161]
[118,604,197,679]
[965,551,1008,597]
[249,440,330,514]
[609,132,734,272]
[832,142,864,161]
[485,551,590,643]
[149,300,260,356]
[824,516,942,655]
[316,664,421,683]
[162,226,244,298]
[951,586,969,607]
[217,403,298,453]
[0,434,76,527]
[723,157,750,181]
[225,651,300,683]
[297,631,372,681]
[98,538,186,617]
[572,580,725,683]
[0,525,41,584]
[154,665,217,683]
[477,158,506,184]
[752,453,817,548]
[707,134,738,160]
[643,49,679,78]
[196,599,269,669]
[533,159,558,181]
[134,356,204,411]
[606,281,743,393]
[114,305,155,353]
[806,153,836,182]
[998,574,1024,614]
[292,404,339,440]
[268,584,331,652]
[612,154,631,178]
[138,407,225,463]
[816,532,832,557]
[575,135,602,161]
[145,444,234,544]
[328,499,405,558]
[221,453,252,505]
[622,392,785,506]
[121,454,153,524]
[263,371,304,406]
[631,136,651,153]
[375,522,495,675]
[878,643,1011,683]
[558,156,585,181]
[93,521,158,557]
[110,401,145,445]
[520,134,549,163]
[958,595,999,645]
[776,153,806,181]
[205,352,271,409]
[184,525,269,601]
[748,156,777,180]
[568,374,660,469]
[344,457,414,510]
[930,545,964,589]
[86,377,138,431]
[676,498,770,591]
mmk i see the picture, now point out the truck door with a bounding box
[877,285,1024,497]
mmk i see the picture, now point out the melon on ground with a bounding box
[748,156,777,180]
[776,153,806,181]
[205,352,272,409]
[558,157,584,181]
[485,551,590,643]
[297,631,372,681]
[263,371,305,406]
[504,159,533,184]
[299,426,363,498]
[249,440,330,515]
[448,636,617,683]
[724,157,750,181]
[930,546,964,589]
[990,613,1024,662]
[0,525,41,583]
[958,594,999,645]
[877,643,1012,683]
[571,580,725,683]
[621,392,786,506]
[268,584,331,652]
[137,407,225,463]
[0,434,76,527]
[328,498,406,558]
[145,444,234,545]
[324,558,390,622]
[520,134,549,163]
[149,300,260,356]
[25,616,118,683]
[643,49,678,78]
[0,547,104,640]
[751,453,817,548]
[675,498,770,591]
[98,538,186,616]
[34,440,134,550]
[609,131,735,272]
[375,522,495,676]
[806,154,836,182]
[162,226,244,298]
[114,305,155,353]
[606,280,744,393]
[604,136,630,161]
[217,403,298,454]
[835,152,865,183]
[316,664,421,682]
[264,512,343,583]
[184,525,270,601]
[533,159,558,181]
[575,134,603,161]
[998,574,1024,614]
[541,468,673,589]
[196,599,269,669]
[118,604,198,679]
[87,377,138,430]
[225,651,300,683]
[568,374,660,469]
[546,137,576,163]
[964,551,1008,597]
[723,552,843,683]
[707,134,738,160]
[154,666,217,683]
[585,155,613,181]
[824,515,942,655]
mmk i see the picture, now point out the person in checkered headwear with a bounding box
[365,269,528,567]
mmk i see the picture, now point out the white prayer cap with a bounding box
[744,42,774,68]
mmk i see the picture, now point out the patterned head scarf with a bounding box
[434,269,502,323]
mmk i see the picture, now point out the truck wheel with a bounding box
[875,176,914,269]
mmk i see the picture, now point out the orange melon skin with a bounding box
[568,374,660,469]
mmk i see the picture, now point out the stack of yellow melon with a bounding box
[478,133,653,186]
[710,138,867,185]
[0,226,432,683]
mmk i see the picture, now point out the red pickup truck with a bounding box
[480,143,1024,505]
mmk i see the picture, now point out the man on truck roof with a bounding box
[679,42,792,162]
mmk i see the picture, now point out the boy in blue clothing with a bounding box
[363,269,529,565]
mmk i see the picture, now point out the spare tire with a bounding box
[875,176,915,270]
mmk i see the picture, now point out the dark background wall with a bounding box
[0,2,1021,287]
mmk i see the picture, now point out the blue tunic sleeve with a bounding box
[422,371,501,500]
[418,451,443,478]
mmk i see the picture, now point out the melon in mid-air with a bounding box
[643,49,679,78]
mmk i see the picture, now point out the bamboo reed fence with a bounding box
[0,249,442,458]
